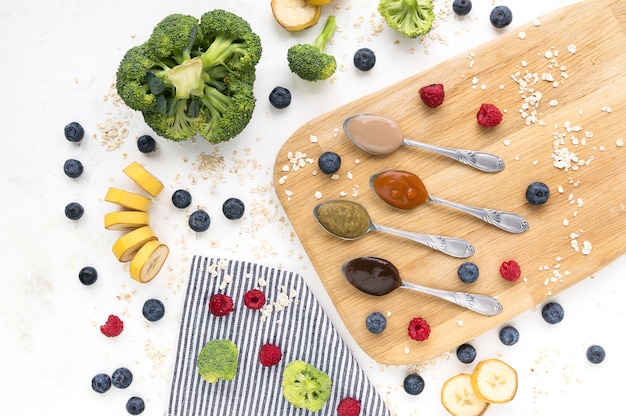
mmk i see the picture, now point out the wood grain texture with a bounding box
[273,0,626,365]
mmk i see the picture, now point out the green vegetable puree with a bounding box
[316,200,370,239]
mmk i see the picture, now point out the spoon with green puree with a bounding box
[343,114,505,173]
[342,256,503,316]
[370,170,529,233]
[313,200,475,258]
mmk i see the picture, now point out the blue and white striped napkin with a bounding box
[167,256,391,416]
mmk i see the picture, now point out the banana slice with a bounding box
[104,211,150,231]
[471,359,518,404]
[441,373,490,416]
[123,161,164,197]
[129,239,169,283]
[306,0,335,5]
[271,0,321,31]
[112,226,157,262]
[105,187,152,211]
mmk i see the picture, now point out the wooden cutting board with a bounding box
[273,0,626,365]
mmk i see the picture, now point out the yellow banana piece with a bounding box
[129,239,169,283]
[112,226,157,262]
[123,161,164,197]
[105,187,152,211]
[104,211,150,231]
[471,359,518,404]
[441,373,490,416]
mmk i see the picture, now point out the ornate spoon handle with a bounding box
[373,223,475,258]
[403,138,505,173]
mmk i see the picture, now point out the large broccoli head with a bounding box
[378,0,435,38]
[115,10,262,144]
[281,360,332,412]
[196,339,239,384]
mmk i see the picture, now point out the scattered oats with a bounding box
[481,84,487,90]
[520,60,528,67]
[284,189,293,197]
[258,277,267,286]
[354,158,360,164]
[533,18,541,26]
[601,106,612,113]
[309,135,318,143]
[544,51,553,59]
[456,320,464,327]
[278,175,287,185]
[339,191,348,197]
[503,139,511,146]
[404,347,411,355]
[518,31,526,39]
[557,185,564,193]
[472,76,479,85]
[347,171,353,180]
[567,44,577,54]
[533,160,539,166]
[563,218,569,226]
[386,311,392,317]
[581,240,592,255]
[331,174,340,180]
[314,191,323,199]
[616,138,624,147]
[282,165,290,172]
[469,60,475,68]
[549,99,558,107]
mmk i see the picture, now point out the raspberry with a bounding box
[407,317,430,341]
[499,260,521,281]
[100,314,124,337]
[243,289,266,310]
[259,343,282,367]
[418,83,445,108]
[209,293,234,316]
[476,103,503,127]
[337,397,361,416]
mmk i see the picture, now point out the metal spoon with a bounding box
[370,170,529,234]
[343,114,505,173]
[342,256,503,316]
[313,200,475,258]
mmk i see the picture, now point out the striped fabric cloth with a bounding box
[167,256,391,416]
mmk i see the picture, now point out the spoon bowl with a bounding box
[341,256,503,316]
[370,170,529,234]
[313,200,474,258]
[343,114,505,173]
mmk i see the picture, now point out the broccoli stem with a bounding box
[201,36,246,70]
[165,57,204,98]
[311,15,337,53]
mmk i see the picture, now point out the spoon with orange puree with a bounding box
[342,256,503,316]
[370,170,529,233]
[343,114,505,173]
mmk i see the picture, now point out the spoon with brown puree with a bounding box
[313,199,475,258]
[370,170,529,234]
[342,256,503,316]
[343,114,505,173]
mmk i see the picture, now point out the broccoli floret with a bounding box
[196,339,238,384]
[281,360,332,412]
[378,0,435,38]
[287,16,337,82]
[115,10,262,144]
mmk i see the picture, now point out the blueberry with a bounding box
[126,396,145,415]
[318,151,341,174]
[222,197,245,220]
[79,266,98,286]
[403,373,425,395]
[91,373,111,393]
[353,48,376,71]
[64,121,84,142]
[457,262,479,284]
[142,298,165,322]
[137,135,156,153]
[65,202,84,220]
[541,302,564,324]
[526,181,550,205]
[586,345,606,364]
[499,325,519,346]
[189,209,210,232]
[269,86,291,109]
[111,367,133,389]
[456,343,477,364]
[171,189,192,209]
[365,312,387,334]
[63,159,83,178]
[452,0,472,16]
[490,5,513,28]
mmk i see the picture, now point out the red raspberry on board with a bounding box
[337,397,361,416]
[476,103,503,127]
[259,343,282,367]
[408,317,431,342]
[209,293,234,316]
[100,314,124,337]
[419,83,445,108]
[500,260,521,281]
[243,289,266,310]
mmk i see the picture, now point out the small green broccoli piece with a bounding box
[378,0,435,38]
[287,16,337,82]
[196,339,238,384]
[282,360,332,412]
[115,10,262,144]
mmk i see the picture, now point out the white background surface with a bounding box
[1,0,625,415]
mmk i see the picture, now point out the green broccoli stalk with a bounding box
[378,0,435,38]
[115,10,262,144]
[196,339,239,383]
[281,360,332,412]
[287,16,337,82]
